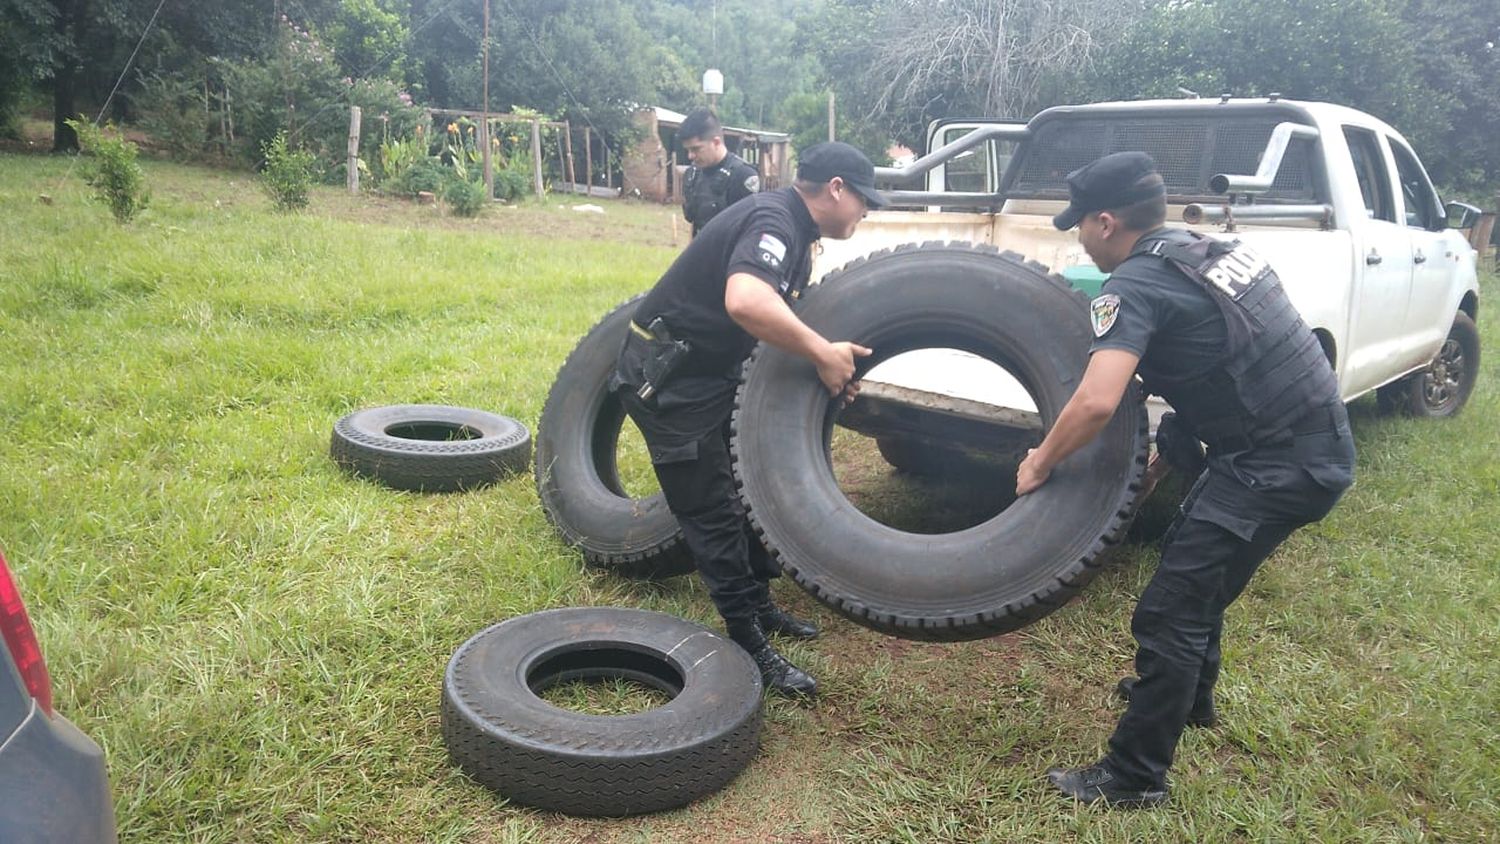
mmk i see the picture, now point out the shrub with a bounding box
[66,119,150,224]
[261,130,318,211]
[444,177,487,217]
[130,70,210,159]
[214,20,424,173]
[493,164,532,202]
[398,157,448,196]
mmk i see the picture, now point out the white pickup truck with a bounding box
[825,97,1483,462]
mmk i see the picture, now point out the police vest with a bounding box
[1135,229,1339,450]
[683,154,755,231]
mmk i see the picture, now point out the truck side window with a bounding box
[1388,140,1441,231]
[1342,127,1393,223]
[942,128,990,193]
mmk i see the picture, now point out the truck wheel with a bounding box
[534,297,695,579]
[1379,313,1480,418]
[330,405,531,492]
[441,607,763,817]
[733,243,1149,641]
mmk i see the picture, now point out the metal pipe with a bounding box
[877,190,1003,208]
[873,124,1030,186]
[1209,122,1319,195]
[1183,203,1333,226]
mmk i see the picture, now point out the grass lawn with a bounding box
[1,153,1496,843]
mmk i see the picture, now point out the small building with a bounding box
[622,106,792,204]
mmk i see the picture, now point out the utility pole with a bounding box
[827,91,836,142]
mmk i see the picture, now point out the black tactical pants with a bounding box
[1105,405,1355,790]
[618,386,779,625]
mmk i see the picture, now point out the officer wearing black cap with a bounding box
[1017,151,1356,806]
[614,141,887,696]
[679,108,761,237]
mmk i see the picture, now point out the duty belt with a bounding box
[1204,404,1341,454]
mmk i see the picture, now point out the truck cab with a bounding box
[822,98,1482,466]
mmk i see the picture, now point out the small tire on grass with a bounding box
[733,243,1149,641]
[330,404,530,492]
[1376,312,1480,418]
[534,297,695,579]
[441,607,763,817]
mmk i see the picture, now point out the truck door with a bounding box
[1342,125,1415,395]
[1387,137,1456,362]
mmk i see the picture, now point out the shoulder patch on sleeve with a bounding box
[757,233,787,269]
[1090,293,1121,338]
[744,173,760,192]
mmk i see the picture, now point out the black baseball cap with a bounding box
[797,142,888,208]
[1052,151,1165,230]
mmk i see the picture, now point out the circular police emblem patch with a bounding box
[744,174,760,192]
[1090,294,1121,337]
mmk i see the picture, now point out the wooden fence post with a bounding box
[347,105,362,193]
[481,117,493,200]
[584,127,593,196]
[531,118,544,199]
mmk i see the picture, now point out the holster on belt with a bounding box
[1156,411,1207,476]
[635,317,691,401]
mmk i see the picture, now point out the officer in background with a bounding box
[614,142,887,696]
[679,107,761,237]
[1016,152,1355,806]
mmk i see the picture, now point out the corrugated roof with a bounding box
[645,105,789,142]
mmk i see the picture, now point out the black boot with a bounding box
[726,619,818,698]
[1046,763,1167,808]
[757,601,819,640]
[1116,676,1218,728]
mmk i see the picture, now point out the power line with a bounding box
[277,0,476,152]
[53,0,170,195]
[497,0,629,176]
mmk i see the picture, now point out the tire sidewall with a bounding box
[734,246,1147,638]
[1409,312,1480,418]
[533,299,690,573]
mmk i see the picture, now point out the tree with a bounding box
[642,0,824,129]
[1071,0,1497,195]
[0,0,66,136]
[804,0,1144,148]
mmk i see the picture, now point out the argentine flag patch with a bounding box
[757,233,787,269]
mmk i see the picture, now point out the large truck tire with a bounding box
[733,243,1149,641]
[534,297,695,579]
[330,405,531,492]
[441,607,763,817]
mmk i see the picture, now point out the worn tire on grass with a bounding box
[1376,312,1480,418]
[733,243,1149,641]
[330,405,531,492]
[534,298,694,579]
[441,607,763,817]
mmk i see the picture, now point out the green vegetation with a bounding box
[1,155,1495,842]
[66,119,150,223]
[442,176,487,218]
[259,130,318,211]
[5,1,1494,194]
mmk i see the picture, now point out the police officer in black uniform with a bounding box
[1016,152,1356,806]
[615,142,886,697]
[679,108,761,237]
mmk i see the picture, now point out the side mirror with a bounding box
[1446,201,1482,230]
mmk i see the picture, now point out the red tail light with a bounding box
[0,549,53,715]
